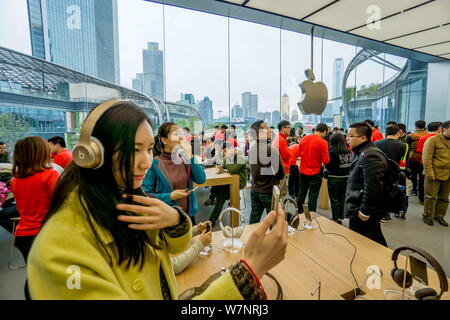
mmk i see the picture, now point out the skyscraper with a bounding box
[281,93,290,121]
[333,58,344,99]
[27,0,120,84]
[231,103,243,119]
[242,92,258,119]
[142,42,164,100]
[271,110,280,126]
[291,109,299,122]
[198,97,213,124]
[178,93,196,106]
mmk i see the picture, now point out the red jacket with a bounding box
[11,169,59,236]
[371,128,384,142]
[53,149,73,169]
[272,133,291,174]
[416,133,437,164]
[289,144,300,166]
[298,134,330,176]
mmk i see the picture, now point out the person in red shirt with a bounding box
[10,136,59,262]
[365,119,383,142]
[214,124,227,142]
[296,123,330,213]
[272,120,292,199]
[288,140,300,200]
[416,122,442,164]
[48,136,73,169]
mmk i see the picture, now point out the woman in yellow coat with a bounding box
[27,99,288,300]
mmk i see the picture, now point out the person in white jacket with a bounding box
[171,220,212,274]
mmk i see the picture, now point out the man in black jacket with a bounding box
[344,122,388,247]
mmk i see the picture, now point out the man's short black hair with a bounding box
[278,120,291,131]
[220,124,228,130]
[339,128,345,131]
[270,126,275,129]
[441,120,450,130]
[0,141,5,145]
[397,123,406,132]
[386,121,397,127]
[415,120,426,129]
[183,127,190,132]
[349,122,372,140]
[333,127,339,131]
[385,125,400,136]
[230,124,236,129]
[48,136,66,148]
[364,119,375,128]
[316,123,328,133]
[427,122,442,132]
[215,125,219,129]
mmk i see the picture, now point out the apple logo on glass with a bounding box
[297,69,328,115]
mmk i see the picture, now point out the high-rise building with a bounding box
[271,110,280,126]
[132,73,144,93]
[333,58,344,99]
[27,0,120,84]
[198,96,213,124]
[142,42,164,100]
[281,93,290,121]
[178,93,195,106]
[232,103,243,119]
[242,92,258,118]
[264,112,272,124]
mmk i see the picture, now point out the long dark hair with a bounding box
[153,122,177,156]
[45,101,158,270]
[329,133,349,154]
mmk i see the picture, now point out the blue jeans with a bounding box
[250,191,272,224]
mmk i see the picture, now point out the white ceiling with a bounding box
[222,0,450,60]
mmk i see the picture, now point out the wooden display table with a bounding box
[176,215,450,300]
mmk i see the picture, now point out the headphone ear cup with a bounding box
[89,136,105,169]
[415,288,437,300]
[392,269,413,288]
[291,216,300,229]
[223,226,232,238]
[73,137,104,169]
[235,226,244,238]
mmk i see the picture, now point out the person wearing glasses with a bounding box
[344,122,388,247]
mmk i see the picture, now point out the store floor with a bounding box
[1,187,449,300]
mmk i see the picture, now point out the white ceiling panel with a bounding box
[416,41,450,55]
[440,53,450,58]
[387,24,450,48]
[350,0,450,41]
[247,0,335,20]
[305,0,427,32]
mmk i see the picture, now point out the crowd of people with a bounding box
[0,98,448,299]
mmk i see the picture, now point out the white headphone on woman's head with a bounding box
[218,207,245,238]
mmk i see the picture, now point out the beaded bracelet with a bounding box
[240,259,268,300]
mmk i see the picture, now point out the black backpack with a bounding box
[362,147,406,212]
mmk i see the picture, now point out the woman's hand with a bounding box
[171,189,190,201]
[116,195,180,230]
[197,221,211,233]
[243,204,288,279]
[199,231,212,247]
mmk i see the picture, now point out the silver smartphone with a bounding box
[270,185,281,230]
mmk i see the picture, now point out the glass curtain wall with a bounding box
[0,0,431,151]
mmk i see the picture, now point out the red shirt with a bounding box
[298,134,330,176]
[272,133,291,174]
[417,133,437,164]
[289,144,300,166]
[53,149,73,169]
[214,131,225,141]
[11,169,59,236]
[371,128,384,142]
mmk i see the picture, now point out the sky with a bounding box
[0,0,407,119]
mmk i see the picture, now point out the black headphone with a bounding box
[391,245,448,300]
[282,197,300,229]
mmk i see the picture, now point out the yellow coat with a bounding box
[27,192,243,300]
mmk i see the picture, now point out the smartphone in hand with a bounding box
[185,186,199,193]
[270,185,281,230]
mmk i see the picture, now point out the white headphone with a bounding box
[218,207,245,238]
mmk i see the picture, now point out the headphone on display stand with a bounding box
[73,99,127,169]
[218,207,245,238]
[282,197,300,229]
[391,245,448,300]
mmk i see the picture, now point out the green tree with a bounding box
[0,112,31,151]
